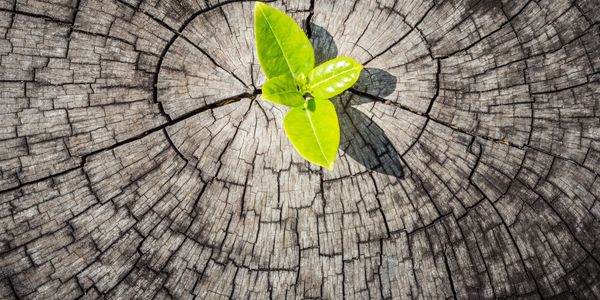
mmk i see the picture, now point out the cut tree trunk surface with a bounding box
[1,0,600,299]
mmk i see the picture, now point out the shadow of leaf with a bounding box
[309,23,404,178]
[353,67,397,99]
[310,24,339,65]
[333,94,404,178]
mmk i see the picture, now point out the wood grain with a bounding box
[1,0,599,298]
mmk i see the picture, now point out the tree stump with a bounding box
[1,0,600,298]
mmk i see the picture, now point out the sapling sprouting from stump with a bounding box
[255,2,363,170]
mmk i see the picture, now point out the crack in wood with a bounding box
[1,0,599,298]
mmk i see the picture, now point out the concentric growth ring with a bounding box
[1,0,599,299]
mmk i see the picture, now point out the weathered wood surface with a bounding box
[1,0,600,298]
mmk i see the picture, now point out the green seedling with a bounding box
[255,2,363,169]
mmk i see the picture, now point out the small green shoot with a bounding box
[255,2,363,169]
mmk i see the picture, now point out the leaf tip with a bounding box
[255,1,271,15]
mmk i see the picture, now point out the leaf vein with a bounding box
[260,8,294,78]
[309,66,361,90]
[305,106,330,167]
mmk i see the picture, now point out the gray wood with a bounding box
[1,0,600,298]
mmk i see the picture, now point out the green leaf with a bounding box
[261,75,305,107]
[284,99,340,169]
[308,57,363,99]
[254,2,314,79]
